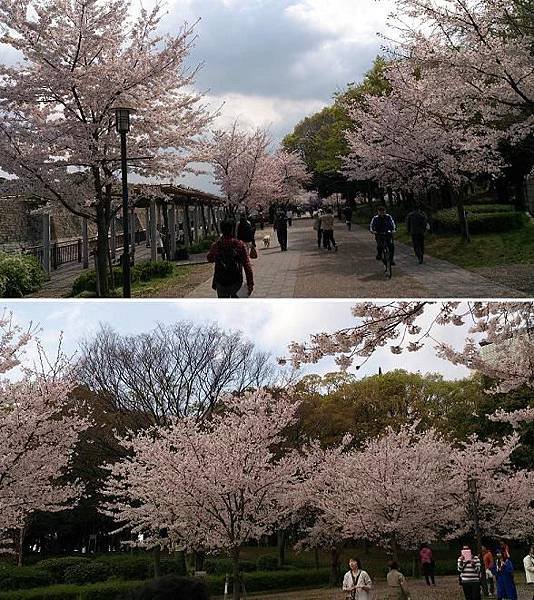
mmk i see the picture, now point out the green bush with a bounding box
[0,580,144,600]
[256,555,279,571]
[71,260,174,296]
[204,558,256,575]
[464,204,513,214]
[96,557,151,582]
[0,253,45,297]
[224,567,330,594]
[35,558,89,584]
[63,562,111,585]
[187,236,218,255]
[0,564,52,591]
[432,207,525,234]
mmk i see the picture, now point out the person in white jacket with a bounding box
[524,546,534,600]
[342,558,372,600]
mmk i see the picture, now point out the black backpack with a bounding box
[214,243,243,287]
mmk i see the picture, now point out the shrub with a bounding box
[0,565,52,591]
[63,562,111,585]
[204,558,255,575]
[35,558,89,583]
[0,580,144,600]
[256,555,279,571]
[0,253,45,297]
[71,260,174,296]
[120,575,209,600]
[215,567,331,595]
[432,207,525,234]
[98,557,151,582]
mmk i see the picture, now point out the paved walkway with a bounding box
[189,219,523,298]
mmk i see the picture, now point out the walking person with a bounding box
[273,209,288,251]
[370,206,396,264]
[406,205,429,263]
[492,550,518,600]
[313,208,323,249]
[207,220,254,298]
[386,561,412,600]
[482,545,496,597]
[344,204,353,231]
[287,209,293,227]
[458,544,482,600]
[236,213,255,256]
[342,558,372,600]
[321,207,337,251]
[419,543,436,587]
[523,546,534,600]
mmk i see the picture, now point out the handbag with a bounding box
[250,245,258,259]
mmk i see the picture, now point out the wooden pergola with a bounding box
[129,183,226,261]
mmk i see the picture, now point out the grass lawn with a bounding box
[395,221,534,293]
[131,263,211,298]
[396,221,534,269]
[93,263,212,299]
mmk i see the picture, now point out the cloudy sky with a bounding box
[4,299,473,381]
[166,0,394,141]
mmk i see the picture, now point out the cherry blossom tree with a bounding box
[211,122,273,214]
[299,427,453,561]
[0,0,213,295]
[445,433,534,542]
[211,122,310,214]
[0,313,90,563]
[103,391,305,600]
[343,61,503,234]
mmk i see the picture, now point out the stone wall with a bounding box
[0,197,97,251]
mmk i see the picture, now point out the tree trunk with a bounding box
[194,550,205,572]
[95,208,110,296]
[153,545,162,578]
[390,535,399,563]
[232,546,241,600]
[17,524,26,567]
[329,546,340,587]
[513,177,527,211]
[314,547,320,570]
[277,529,286,568]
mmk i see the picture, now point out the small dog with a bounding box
[263,234,271,248]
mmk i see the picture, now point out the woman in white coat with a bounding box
[342,558,373,600]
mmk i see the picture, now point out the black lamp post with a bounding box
[114,107,133,298]
[467,477,489,596]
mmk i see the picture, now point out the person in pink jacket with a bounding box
[419,543,436,586]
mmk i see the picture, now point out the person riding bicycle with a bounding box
[370,206,396,265]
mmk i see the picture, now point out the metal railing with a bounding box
[24,229,147,270]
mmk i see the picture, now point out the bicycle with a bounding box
[375,232,393,279]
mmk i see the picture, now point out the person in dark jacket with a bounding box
[406,206,429,263]
[236,214,255,256]
[343,204,353,230]
[207,220,254,298]
[273,209,288,251]
[369,206,396,264]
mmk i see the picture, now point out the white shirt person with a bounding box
[342,558,373,600]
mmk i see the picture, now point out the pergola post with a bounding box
[81,217,89,269]
[149,198,157,261]
[110,217,116,260]
[145,208,150,247]
[200,204,208,238]
[42,212,51,274]
[183,204,191,248]
[210,205,220,234]
[168,204,176,260]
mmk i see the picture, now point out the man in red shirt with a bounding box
[207,220,254,298]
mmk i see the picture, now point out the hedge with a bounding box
[0,565,52,592]
[432,207,525,234]
[256,555,279,571]
[71,260,174,296]
[0,580,145,600]
[204,558,256,575]
[63,563,111,585]
[35,559,89,584]
[0,253,45,297]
